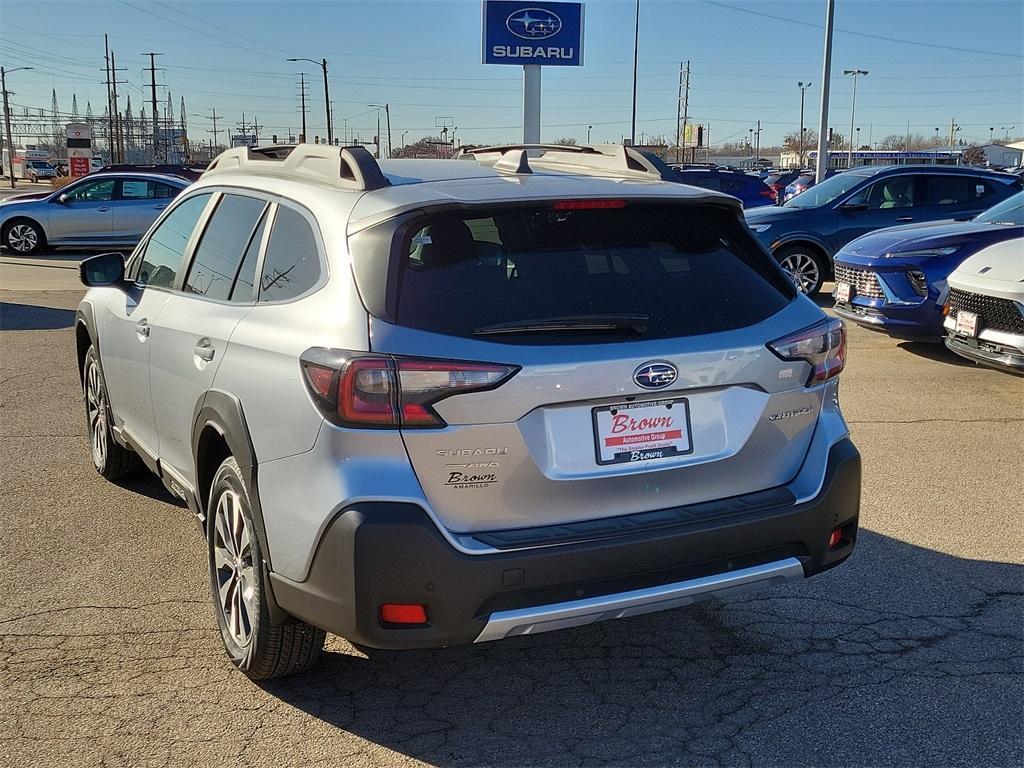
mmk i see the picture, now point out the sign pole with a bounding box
[523,64,541,144]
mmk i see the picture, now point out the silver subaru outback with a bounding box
[75,143,859,679]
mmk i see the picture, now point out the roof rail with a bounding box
[457,143,678,182]
[204,143,390,191]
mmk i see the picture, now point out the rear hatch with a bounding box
[350,198,827,534]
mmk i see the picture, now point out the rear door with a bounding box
[112,177,182,244]
[48,178,115,243]
[147,191,269,479]
[357,201,823,534]
[919,173,1003,222]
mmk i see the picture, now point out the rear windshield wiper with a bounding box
[473,313,649,336]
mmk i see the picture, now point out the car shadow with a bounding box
[898,339,975,367]
[116,470,183,507]
[0,301,76,330]
[257,530,1022,766]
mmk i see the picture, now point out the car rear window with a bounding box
[373,203,794,344]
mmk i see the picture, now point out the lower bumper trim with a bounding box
[474,557,804,643]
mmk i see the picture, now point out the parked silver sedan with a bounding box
[0,173,190,254]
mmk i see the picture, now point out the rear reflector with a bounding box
[552,199,627,210]
[380,604,428,625]
[828,528,843,549]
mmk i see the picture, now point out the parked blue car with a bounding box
[671,167,776,208]
[745,165,1023,293]
[832,191,1024,338]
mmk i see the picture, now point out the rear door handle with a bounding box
[153,204,168,210]
[896,217,913,222]
[194,339,216,362]
[97,207,110,212]
[135,320,150,339]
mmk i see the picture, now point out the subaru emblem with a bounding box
[506,7,563,40]
[633,361,678,390]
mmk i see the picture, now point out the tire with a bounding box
[83,346,140,481]
[3,219,45,255]
[775,244,827,295]
[207,456,325,680]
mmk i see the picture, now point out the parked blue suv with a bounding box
[745,165,1022,293]
[671,166,776,208]
[832,191,1024,338]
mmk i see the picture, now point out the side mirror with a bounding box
[57,193,69,205]
[79,252,126,288]
[841,201,868,212]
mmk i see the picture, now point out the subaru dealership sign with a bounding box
[482,2,584,66]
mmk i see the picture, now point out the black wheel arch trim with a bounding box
[75,303,98,386]
[191,389,286,624]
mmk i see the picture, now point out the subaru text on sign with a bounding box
[482,1,585,66]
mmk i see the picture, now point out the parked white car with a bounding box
[943,237,1024,373]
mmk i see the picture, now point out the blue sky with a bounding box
[2,0,1022,150]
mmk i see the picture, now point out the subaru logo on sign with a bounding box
[506,8,563,39]
[633,362,678,390]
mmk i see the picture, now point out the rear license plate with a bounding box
[835,282,852,304]
[955,310,979,337]
[592,398,693,465]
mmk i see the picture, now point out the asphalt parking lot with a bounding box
[1,251,1022,768]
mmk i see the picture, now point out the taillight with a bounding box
[768,318,846,386]
[759,188,774,198]
[300,351,518,428]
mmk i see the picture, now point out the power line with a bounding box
[703,0,1023,59]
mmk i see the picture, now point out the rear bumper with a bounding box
[270,438,861,649]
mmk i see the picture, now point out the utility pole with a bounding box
[298,73,307,143]
[630,0,640,145]
[814,0,835,183]
[949,117,957,150]
[385,103,392,159]
[207,107,221,153]
[110,51,125,163]
[798,81,812,166]
[104,35,115,162]
[675,62,683,162]
[754,119,761,165]
[844,69,868,170]
[1,67,24,189]
[144,53,162,161]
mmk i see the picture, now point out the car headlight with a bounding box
[883,247,958,258]
[749,223,772,233]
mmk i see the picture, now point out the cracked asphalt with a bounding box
[1,257,1022,767]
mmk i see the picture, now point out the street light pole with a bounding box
[798,81,812,166]
[287,57,332,144]
[368,103,392,158]
[630,0,639,144]
[843,69,868,170]
[1,66,32,189]
[587,125,592,143]
[814,0,835,183]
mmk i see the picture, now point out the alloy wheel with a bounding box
[7,224,38,253]
[85,361,107,468]
[779,251,820,294]
[213,489,256,648]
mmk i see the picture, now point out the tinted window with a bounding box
[184,194,267,301]
[258,207,320,302]
[229,209,268,302]
[64,179,115,202]
[390,204,793,343]
[854,176,918,209]
[118,179,181,200]
[137,193,211,289]
[680,173,720,191]
[926,175,996,206]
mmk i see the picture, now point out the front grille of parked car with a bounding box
[946,288,1024,335]
[834,264,886,300]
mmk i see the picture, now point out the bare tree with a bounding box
[553,137,578,146]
